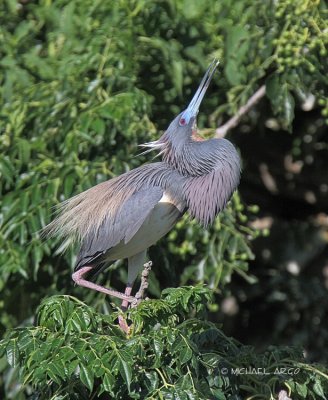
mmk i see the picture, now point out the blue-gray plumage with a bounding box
[46,60,241,332]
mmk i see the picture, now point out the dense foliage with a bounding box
[1,288,327,399]
[0,0,327,398]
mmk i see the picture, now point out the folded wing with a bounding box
[75,186,164,270]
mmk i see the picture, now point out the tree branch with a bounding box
[132,261,152,308]
[215,85,266,138]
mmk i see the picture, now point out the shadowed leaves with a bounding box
[1,289,327,399]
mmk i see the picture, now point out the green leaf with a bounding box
[47,360,66,381]
[79,363,94,392]
[266,73,281,112]
[91,118,106,135]
[225,26,249,85]
[313,379,327,399]
[6,340,19,367]
[144,371,159,392]
[101,372,115,394]
[17,138,31,165]
[118,358,132,393]
[210,388,226,399]
[266,74,295,130]
[64,174,75,198]
[180,345,192,364]
[153,337,164,366]
[295,382,308,397]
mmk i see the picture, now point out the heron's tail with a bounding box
[42,180,118,242]
[42,190,93,242]
[42,173,137,244]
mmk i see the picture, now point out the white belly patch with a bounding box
[159,193,172,203]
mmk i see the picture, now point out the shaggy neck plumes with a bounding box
[158,132,224,177]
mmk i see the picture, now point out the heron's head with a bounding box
[139,59,219,155]
[165,59,219,147]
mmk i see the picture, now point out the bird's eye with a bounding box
[179,117,186,126]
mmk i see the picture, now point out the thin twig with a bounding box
[132,261,152,308]
[215,85,266,138]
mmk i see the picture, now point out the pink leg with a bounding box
[72,266,135,303]
[72,266,135,334]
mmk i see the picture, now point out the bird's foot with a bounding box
[131,261,152,308]
[72,266,135,303]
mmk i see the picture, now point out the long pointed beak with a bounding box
[179,59,219,126]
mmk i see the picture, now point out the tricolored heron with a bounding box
[46,60,241,332]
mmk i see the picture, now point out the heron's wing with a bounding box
[75,186,164,270]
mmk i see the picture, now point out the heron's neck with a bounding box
[160,133,219,177]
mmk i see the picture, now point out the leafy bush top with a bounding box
[1,287,327,399]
